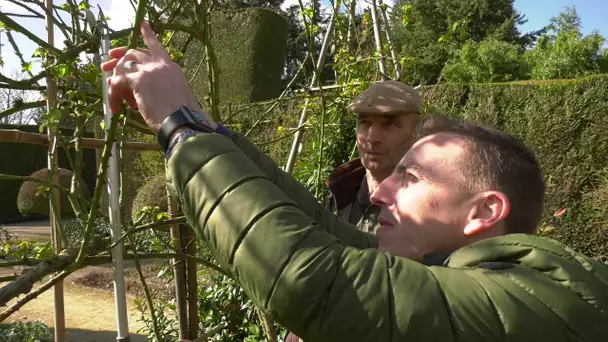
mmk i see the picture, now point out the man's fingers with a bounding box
[109,47,128,59]
[109,47,151,59]
[103,47,151,73]
[101,58,119,72]
[107,74,134,114]
[123,90,138,110]
[140,21,171,61]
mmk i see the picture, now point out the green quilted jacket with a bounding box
[166,131,608,342]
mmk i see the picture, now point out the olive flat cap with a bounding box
[347,80,423,115]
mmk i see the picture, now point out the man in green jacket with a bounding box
[103,22,608,341]
[324,81,422,234]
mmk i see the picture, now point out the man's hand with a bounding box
[101,21,215,133]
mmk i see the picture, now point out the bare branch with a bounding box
[0,12,62,55]
[5,31,34,77]
[3,13,39,19]
[0,100,46,120]
[0,173,71,193]
[0,254,71,307]
[0,270,69,321]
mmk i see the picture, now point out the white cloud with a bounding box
[103,0,136,31]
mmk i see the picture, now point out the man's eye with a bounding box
[401,173,418,186]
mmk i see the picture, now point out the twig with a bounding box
[128,0,149,49]
[70,113,121,269]
[0,254,71,307]
[0,174,71,193]
[0,12,61,55]
[5,31,34,77]
[126,235,162,342]
[0,101,46,120]
[108,217,187,250]
[0,270,69,321]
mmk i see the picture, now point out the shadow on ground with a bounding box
[51,327,148,342]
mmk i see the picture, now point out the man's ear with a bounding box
[463,191,510,236]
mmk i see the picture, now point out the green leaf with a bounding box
[21,62,32,73]
[79,1,92,10]
[59,3,71,11]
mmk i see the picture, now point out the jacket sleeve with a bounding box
[166,133,457,341]
[227,131,377,250]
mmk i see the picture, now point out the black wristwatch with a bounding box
[157,106,215,153]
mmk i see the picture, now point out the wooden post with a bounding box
[45,1,65,341]
[168,196,188,339]
[185,226,199,340]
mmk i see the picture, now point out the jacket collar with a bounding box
[325,158,367,211]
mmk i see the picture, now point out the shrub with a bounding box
[0,124,97,224]
[16,168,90,219]
[0,321,52,342]
[131,173,168,222]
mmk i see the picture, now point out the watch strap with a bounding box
[157,106,214,153]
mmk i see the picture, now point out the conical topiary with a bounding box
[131,173,168,223]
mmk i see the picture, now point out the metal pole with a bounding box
[44,1,65,341]
[284,5,339,175]
[101,32,131,342]
[378,0,401,79]
[370,0,388,80]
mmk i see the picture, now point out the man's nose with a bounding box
[370,179,392,207]
[367,123,384,143]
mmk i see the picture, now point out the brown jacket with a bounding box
[323,158,381,234]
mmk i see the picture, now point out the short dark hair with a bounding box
[413,115,546,234]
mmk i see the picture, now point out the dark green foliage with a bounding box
[16,168,90,218]
[0,321,52,341]
[177,8,289,107]
[391,0,526,84]
[422,74,608,258]
[131,173,168,222]
[0,124,97,223]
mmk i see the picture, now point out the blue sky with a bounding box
[0,0,606,76]
[514,0,607,37]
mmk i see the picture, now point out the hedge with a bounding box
[176,8,289,107]
[420,74,608,258]
[0,124,97,224]
[125,75,608,259]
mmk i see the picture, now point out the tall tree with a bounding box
[391,0,527,85]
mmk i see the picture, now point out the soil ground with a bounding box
[1,221,176,341]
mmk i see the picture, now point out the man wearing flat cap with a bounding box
[323,80,423,234]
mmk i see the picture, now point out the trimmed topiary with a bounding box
[131,173,168,223]
[16,168,91,218]
[176,8,289,105]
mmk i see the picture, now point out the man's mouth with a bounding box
[378,217,394,228]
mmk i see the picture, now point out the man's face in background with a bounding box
[356,113,418,176]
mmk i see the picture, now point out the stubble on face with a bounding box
[372,133,475,261]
